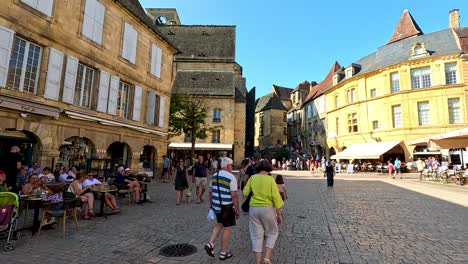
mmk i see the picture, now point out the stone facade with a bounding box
[148,9,250,166]
[0,0,176,175]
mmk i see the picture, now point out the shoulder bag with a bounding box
[241,176,253,213]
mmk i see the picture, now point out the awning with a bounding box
[168,142,233,150]
[427,128,468,150]
[330,141,402,160]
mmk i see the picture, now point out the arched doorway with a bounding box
[0,129,42,167]
[140,145,157,176]
[107,142,132,169]
[58,137,95,171]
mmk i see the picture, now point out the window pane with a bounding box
[445,63,457,85]
[411,67,431,89]
[117,81,130,118]
[7,37,41,94]
[392,105,402,128]
[448,98,461,124]
[417,102,430,126]
[391,72,399,93]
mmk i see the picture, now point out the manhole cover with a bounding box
[160,243,197,257]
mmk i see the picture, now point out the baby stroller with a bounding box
[0,192,20,251]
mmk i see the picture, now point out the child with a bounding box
[275,175,288,201]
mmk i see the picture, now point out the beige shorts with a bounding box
[195,177,207,187]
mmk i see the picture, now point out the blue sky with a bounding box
[140,0,468,98]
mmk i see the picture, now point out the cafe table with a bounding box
[19,196,43,236]
[138,181,152,203]
[94,188,118,218]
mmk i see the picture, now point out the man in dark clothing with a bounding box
[3,146,22,188]
[193,155,209,203]
[53,163,62,182]
[246,152,262,179]
[325,160,335,187]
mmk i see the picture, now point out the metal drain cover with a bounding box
[160,243,197,257]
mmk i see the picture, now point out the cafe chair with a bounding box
[108,178,135,205]
[38,199,80,238]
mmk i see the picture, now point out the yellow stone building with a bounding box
[324,9,468,164]
[147,9,250,165]
[0,0,177,175]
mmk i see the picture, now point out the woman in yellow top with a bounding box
[243,159,284,264]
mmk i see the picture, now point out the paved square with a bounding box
[2,173,467,264]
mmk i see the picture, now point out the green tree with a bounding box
[169,94,222,160]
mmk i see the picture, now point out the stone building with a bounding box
[147,9,251,165]
[286,80,310,149]
[324,9,468,163]
[301,62,341,157]
[254,85,293,149]
[0,0,177,175]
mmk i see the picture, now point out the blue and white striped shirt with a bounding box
[210,170,238,213]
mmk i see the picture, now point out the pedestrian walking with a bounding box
[162,155,171,183]
[243,159,284,264]
[205,157,240,260]
[275,175,288,201]
[193,155,209,203]
[325,161,335,187]
[173,159,189,205]
[416,158,424,180]
[394,157,402,179]
[239,158,250,191]
[388,160,395,178]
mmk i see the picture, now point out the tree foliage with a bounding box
[169,94,222,159]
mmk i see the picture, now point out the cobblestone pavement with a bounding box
[2,173,467,264]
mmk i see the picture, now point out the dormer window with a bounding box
[411,42,427,56]
[333,74,339,85]
[345,68,353,79]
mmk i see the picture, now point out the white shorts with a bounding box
[195,177,207,187]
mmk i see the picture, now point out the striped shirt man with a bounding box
[210,170,237,213]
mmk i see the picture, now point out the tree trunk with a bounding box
[191,130,196,163]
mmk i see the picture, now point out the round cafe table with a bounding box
[94,189,118,218]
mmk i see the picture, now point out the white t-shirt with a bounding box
[209,170,237,213]
[82,178,102,187]
[59,173,73,183]
[38,173,55,184]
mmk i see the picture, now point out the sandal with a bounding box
[264,258,271,264]
[219,252,233,260]
[204,242,215,257]
[82,215,91,220]
[88,210,95,217]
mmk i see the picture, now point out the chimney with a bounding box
[449,9,460,29]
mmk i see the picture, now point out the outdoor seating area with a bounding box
[11,174,152,241]
[420,168,467,186]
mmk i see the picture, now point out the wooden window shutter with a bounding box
[158,95,165,127]
[0,26,15,88]
[132,85,142,121]
[107,76,119,115]
[44,47,64,100]
[146,91,156,125]
[96,70,110,112]
[61,56,79,104]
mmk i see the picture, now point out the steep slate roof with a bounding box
[157,25,236,61]
[272,85,293,101]
[255,93,288,113]
[292,80,310,93]
[353,28,463,78]
[303,61,342,105]
[115,0,178,51]
[172,71,237,97]
[387,10,423,44]
[234,77,247,103]
[455,28,468,52]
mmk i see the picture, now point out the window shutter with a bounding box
[150,44,162,77]
[37,0,53,16]
[62,56,79,104]
[96,70,110,112]
[146,91,155,125]
[44,47,64,100]
[150,44,157,76]
[122,23,137,63]
[0,26,15,88]
[93,1,105,44]
[155,46,162,78]
[107,76,119,115]
[132,85,142,121]
[82,0,95,40]
[158,95,165,127]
